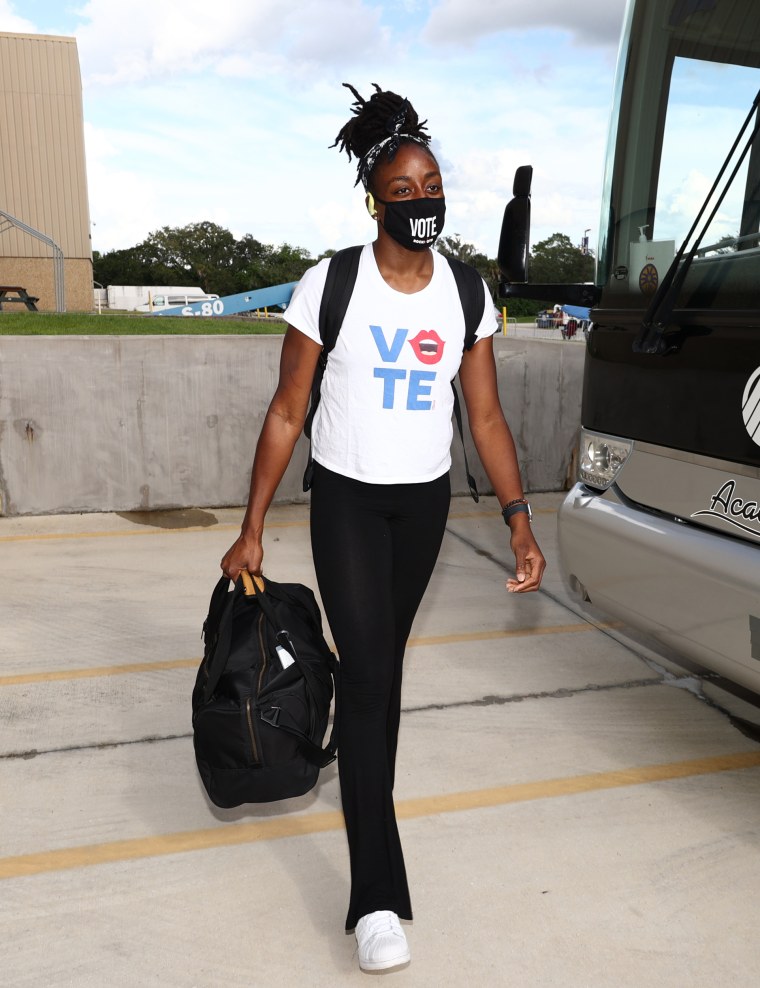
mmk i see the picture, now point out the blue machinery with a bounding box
[152,282,298,318]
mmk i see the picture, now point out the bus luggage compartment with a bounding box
[558,484,760,697]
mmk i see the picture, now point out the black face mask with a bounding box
[375,196,446,251]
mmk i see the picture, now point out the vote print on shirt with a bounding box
[370,324,446,410]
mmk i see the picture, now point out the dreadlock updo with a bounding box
[331,83,434,190]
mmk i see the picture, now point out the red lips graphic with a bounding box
[409,330,445,365]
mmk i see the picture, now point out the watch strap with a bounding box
[502,502,531,523]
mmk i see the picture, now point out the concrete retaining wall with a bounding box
[0,335,585,515]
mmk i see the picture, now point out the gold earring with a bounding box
[367,193,377,219]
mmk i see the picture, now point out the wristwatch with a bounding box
[501,498,532,523]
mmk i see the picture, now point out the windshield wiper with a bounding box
[634,88,760,355]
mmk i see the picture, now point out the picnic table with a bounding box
[0,286,39,311]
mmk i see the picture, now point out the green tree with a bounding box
[497,294,543,318]
[436,233,500,300]
[94,224,592,321]
[93,223,313,296]
[235,233,273,290]
[93,246,161,288]
[713,233,739,254]
[528,232,595,285]
[436,233,478,264]
[436,233,540,316]
[138,221,244,295]
[259,243,315,286]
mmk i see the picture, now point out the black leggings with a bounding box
[309,462,451,930]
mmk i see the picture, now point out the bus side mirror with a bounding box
[498,165,533,284]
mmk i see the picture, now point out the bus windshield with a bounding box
[598,0,760,310]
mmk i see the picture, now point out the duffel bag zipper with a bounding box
[245,696,260,764]
[244,612,269,766]
[256,612,268,695]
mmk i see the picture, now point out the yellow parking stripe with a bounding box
[0,507,557,544]
[0,622,602,687]
[396,751,760,817]
[406,623,611,648]
[2,751,758,880]
[0,657,201,686]
[0,522,260,543]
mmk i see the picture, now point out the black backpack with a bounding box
[302,245,488,500]
[192,573,338,808]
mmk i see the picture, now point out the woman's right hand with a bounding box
[220,532,264,582]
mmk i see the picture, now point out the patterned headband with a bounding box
[354,97,431,187]
[356,133,429,188]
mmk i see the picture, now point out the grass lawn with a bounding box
[1,311,542,335]
[0,312,286,335]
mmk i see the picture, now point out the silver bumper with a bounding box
[558,484,760,694]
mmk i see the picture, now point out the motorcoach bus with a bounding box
[499,0,760,697]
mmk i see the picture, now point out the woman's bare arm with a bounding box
[458,336,546,592]
[220,326,322,579]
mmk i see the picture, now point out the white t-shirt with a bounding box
[285,244,497,484]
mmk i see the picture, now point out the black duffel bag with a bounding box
[192,571,339,808]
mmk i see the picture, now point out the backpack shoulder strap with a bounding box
[303,245,363,491]
[444,255,489,502]
[319,245,363,352]
[444,255,487,351]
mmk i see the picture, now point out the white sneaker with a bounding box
[355,910,411,972]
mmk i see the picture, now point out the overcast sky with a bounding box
[1,0,628,259]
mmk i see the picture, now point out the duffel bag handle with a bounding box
[201,572,262,703]
[201,575,246,703]
[240,570,265,596]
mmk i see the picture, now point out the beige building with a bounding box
[0,31,92,312]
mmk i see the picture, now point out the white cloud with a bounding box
[309,193,373,252]
[72,0,387,85]
[0,0,35,33]
[404,52,611,256]
[6,1,621,258]
[652,62,760,246]
[443,137,606,258]
[424,0,627,47]
[84,122,164,249]
[82,42,612,257]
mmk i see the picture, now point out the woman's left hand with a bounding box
[506,522,546,593]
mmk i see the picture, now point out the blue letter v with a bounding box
[370,325,407,362]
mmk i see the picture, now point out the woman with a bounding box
[221,83,545,973]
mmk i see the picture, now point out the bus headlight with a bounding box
[578,430,633,490]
